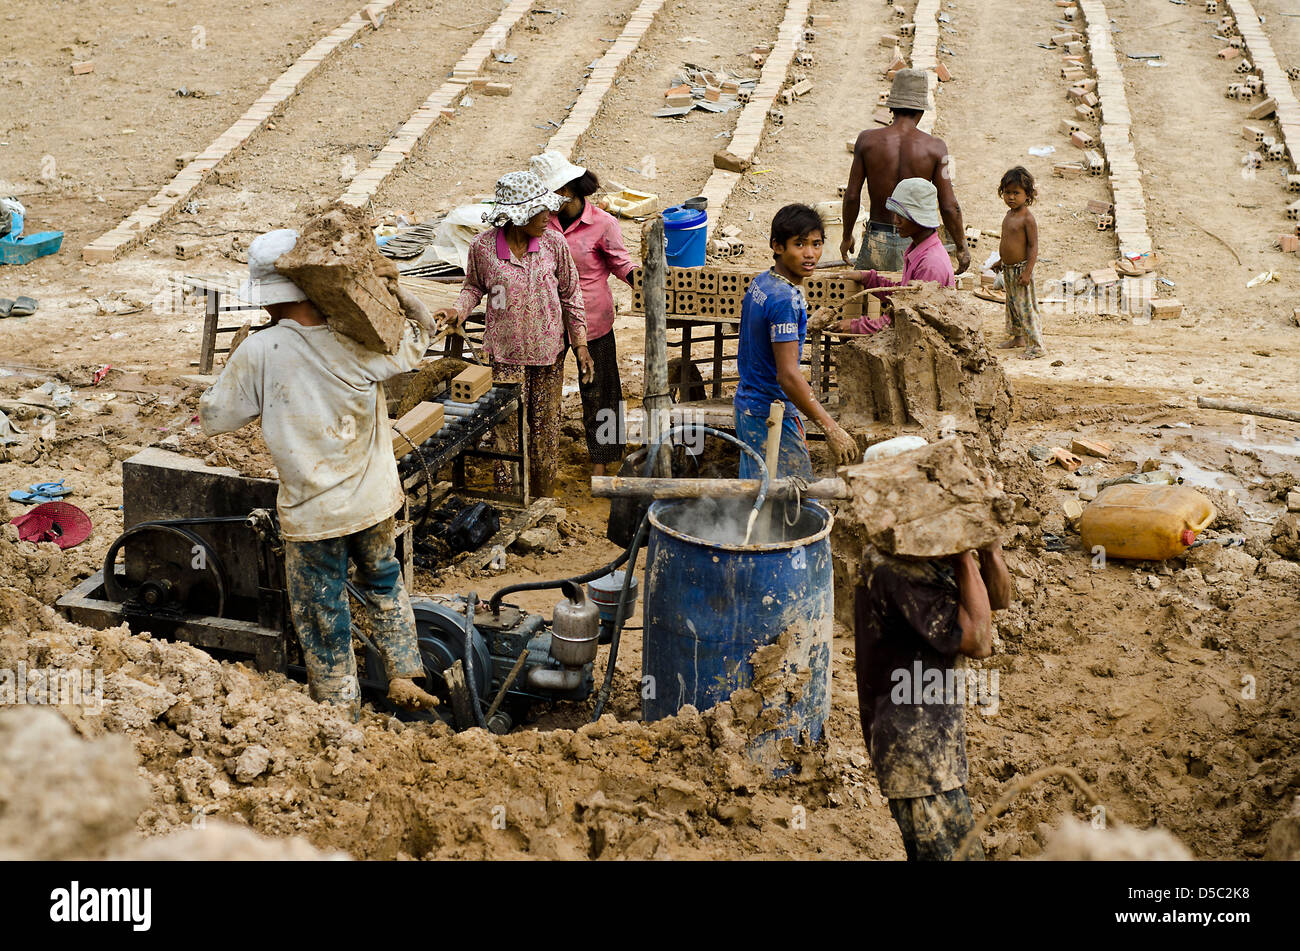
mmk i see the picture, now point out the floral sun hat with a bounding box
[483,170,566,227]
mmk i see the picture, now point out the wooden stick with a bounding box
[1197,395,1300,423]
[590,476,848,500]
[642,218,671,477]
[764,400,785,478]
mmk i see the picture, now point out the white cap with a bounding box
[529,150,587,193]
[885,178,941,230]
[238,229,309,306]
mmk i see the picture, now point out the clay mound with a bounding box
[1039,818,1193,861]
[0,707,147,860]
[275,202,406,353]
[837,284,1013,457]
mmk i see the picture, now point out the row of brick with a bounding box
[547,0,668,159]
[691,0,814,230]
[338,0,537,207]
[909,0,941,135]
[1076,0,1154,261]
[1224,0,1300,179]
[82,0,402,262]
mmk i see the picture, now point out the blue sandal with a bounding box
[9,480,72,504]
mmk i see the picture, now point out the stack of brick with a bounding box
[339,0,536,208]
[1076,1,1155,265]
[83,0,403,262]
[626,266,865,320]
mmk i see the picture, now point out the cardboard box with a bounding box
[390,402,445,457]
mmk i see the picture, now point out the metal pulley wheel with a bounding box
[102,523,229,617]
[410,597,492,701]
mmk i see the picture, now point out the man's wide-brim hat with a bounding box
[483,170,566,228]
[885,68,930,112]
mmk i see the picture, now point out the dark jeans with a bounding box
[888,787,984,861]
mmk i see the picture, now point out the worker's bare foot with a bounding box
[1020,346,1045,360]
[998,336,1027,349]
[388,677,439,711]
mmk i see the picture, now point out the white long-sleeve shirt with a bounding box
[199,318,428,541]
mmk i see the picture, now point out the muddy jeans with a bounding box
[735,405,813,480]
[888,787,984,861]
[284,516,423,720]
[854,221,909,272]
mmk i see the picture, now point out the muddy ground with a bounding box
[2,0,1299,860]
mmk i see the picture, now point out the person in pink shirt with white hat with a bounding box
[832,177,955,336]
[530,150,636,477]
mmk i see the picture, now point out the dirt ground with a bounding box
[1,0,1298,861]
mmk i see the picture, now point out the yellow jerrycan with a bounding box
[1079,483,1216,561]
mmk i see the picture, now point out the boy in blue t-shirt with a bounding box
[734,204,858,479]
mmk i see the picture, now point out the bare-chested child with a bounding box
[992,167,1045,360]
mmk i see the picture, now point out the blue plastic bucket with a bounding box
[663,205,707,267]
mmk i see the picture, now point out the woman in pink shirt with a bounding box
[532,151,636,476]
[436,171,593,498]
[833,177,955,335]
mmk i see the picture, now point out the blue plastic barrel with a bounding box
[662,205,708,267]
[641,498,834,774]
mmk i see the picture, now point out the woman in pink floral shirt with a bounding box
[437,171,592,497]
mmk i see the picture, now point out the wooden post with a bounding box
[643,218,672,477]
[764,401,785,478]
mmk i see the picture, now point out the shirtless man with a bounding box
[840,69,970,276]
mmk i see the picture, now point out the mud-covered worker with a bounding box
[199,229,439,722]
[840,68,969,275]
[831,178,955,335]
[854,454,1011,860]
[734,204,858,479]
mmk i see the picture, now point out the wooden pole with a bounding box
[1197,396,1300,424]
[764,401,785,478]
[590,476,849,500]
[642,218,672,477]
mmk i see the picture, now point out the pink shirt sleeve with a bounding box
[601,215,636,284]
[456,234,489,317]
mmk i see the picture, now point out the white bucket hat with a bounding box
[239,229,308,306]
[529,151,587,193]
[483,170,566,227]
[885,178,941,229]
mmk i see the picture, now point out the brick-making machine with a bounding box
[57,448,636,733]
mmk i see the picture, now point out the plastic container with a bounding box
[642,498,833,776]
[663,205,708,267]
[683,196,708,211]
[1078,484,1216,561]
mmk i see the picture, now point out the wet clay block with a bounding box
[838,437,1013,558]
[274,202,406,353]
